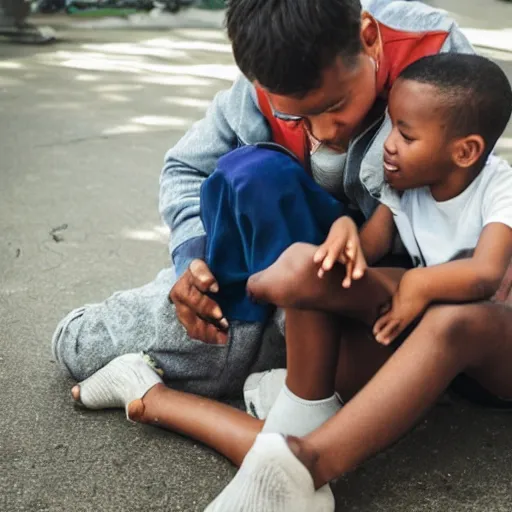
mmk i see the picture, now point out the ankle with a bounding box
[286,436,327,489]
[129,382,165,423]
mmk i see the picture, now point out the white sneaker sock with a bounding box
[76,353,163,416]
[205,433,335,512]
[244,369,287,419]
[262,385,342,437]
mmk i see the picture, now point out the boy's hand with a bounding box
[169,259,229,345]
[373,271,429,345]
[313,216,367,288]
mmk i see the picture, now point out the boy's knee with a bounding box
[421,304,484,350]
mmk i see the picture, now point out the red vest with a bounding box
[256,23,450,164]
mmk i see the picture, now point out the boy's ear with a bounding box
[452,135,485,168]
[361,13,381,62]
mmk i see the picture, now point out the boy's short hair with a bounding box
[398,53,512,160]
[226,0,363,96]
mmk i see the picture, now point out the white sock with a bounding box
[244,369,287,419]
[76,353,163,416]
[205,433,334,512]
[262,385,342,437]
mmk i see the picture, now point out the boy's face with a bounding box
[265,53,378,152]
[383,79,454,191]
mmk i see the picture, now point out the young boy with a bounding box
[71,54,512,512]
[205,53,512,510]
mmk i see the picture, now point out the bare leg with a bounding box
[129,384,263,467]
[285,310,343,400]
[300,302,512,487]
[248,242,405,324]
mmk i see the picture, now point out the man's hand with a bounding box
[169,259,229,345]
[373,270,429,345]
[313,216,367,288]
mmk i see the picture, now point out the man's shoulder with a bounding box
[367,0,456,34]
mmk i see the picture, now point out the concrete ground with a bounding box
[1,2,512,511]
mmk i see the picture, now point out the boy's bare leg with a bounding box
[206,301,512,511]
[285,310,343,400]
[129,384,263,467]
[247,242,405,324]
[301,301,512,487]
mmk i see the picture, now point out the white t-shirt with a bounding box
[392,156,512,267]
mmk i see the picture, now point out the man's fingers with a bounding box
[189,259,219,293]
[186,285,225,320]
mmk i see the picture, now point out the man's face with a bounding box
[265,54,378,152]
[383,79,453,192]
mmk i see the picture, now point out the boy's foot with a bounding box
[243,369,287,419]
[205,433,334,512]
[71,353,163,418]
[247,243,325,309]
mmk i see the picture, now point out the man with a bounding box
[52,0,487,402]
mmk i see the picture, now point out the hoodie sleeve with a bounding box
[159,75,271,278]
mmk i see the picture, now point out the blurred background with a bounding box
[1,1,512,511]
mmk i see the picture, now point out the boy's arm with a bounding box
[359,204,396,265]
[160,76,271,278]
[407,223,512,305]
[374,223,512,345]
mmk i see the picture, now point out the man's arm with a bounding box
[162,76,271,344]
[359,204,396,265]
[160,75,271,277]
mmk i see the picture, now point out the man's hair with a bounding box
[226,0,363,96]
[398,53,512,160]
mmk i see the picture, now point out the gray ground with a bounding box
[1,2,512,511]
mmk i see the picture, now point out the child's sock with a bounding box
[74,353,163,416]
[205,433,334,512]
[262,384,342,437]
[244,368,287,419]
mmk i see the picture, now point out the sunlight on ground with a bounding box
[39,50,237,81]
[162,96,211,109]
[74,74,101,82]
[132,115,190,127]
[173,28,228,42]
[121,224,169,244]
[462,28,512,53]
[0,61,24,69]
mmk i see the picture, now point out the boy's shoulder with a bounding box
[365,0,457,34]
[480,155,512,188]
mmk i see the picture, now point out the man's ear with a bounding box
[452,135,485,168]
[360,12,381,62]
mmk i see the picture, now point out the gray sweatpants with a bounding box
[51,268,286,398]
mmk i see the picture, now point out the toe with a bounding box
[126,398,146,423]
[71,385,81,402]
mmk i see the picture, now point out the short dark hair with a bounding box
[398,53,512,160]
[226,0,363,96]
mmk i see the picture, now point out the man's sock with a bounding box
[75,353,163,415]
[262,384,342,437]
[205,433,335,512]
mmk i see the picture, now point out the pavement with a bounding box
[1,2,512,511]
